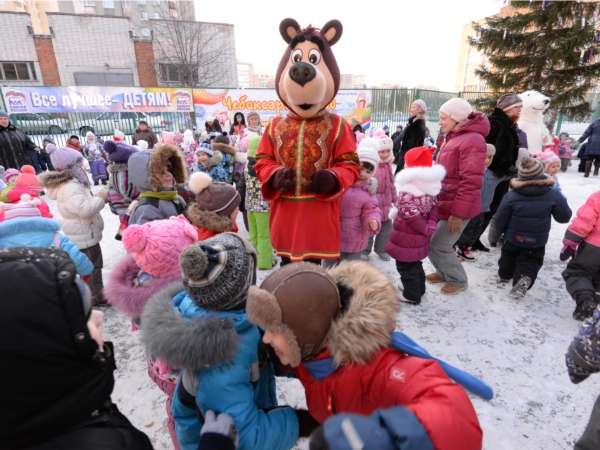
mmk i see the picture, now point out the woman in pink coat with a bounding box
[427,98,489,295]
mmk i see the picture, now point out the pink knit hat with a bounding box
[413,99,428,114]
[0,194,41,222]
[122,215,198,278]
[15,165,43,193]
[161,131,176,145]
[3,168,20,185]
[537,149,561,172]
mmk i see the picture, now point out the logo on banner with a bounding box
[174,90,192,111]
[5,89,27,113]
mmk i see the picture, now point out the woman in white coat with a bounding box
[39,144,108,305]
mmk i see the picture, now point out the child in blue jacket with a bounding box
[0,194,93,276]
[141,233,304,450]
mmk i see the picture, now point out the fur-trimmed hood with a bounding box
[212,142,236,158]
[185,203,235,232]
[38,171,74,199]
[325,261,399,366]
[141,284,241,370]
[202,150,224,170]
[106,162,128,174]
[104,254,182,318]
[395,164,446,197]
[128,144,187,192]
[353,177,378,195]
[510,174,555,193]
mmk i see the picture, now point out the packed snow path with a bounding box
[43,167,600,450]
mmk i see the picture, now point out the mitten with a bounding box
[308,425,327,450]
[425,223,437,236]
[269,168,294,193]
[200,410,238,449]
[447,215,462,234]
[247,158,257,177]
[295,409,321,438]
[560,238,580,261]
[305,170,339,194]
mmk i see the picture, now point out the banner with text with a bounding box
[193,89,372,132]
[1,86,194,113]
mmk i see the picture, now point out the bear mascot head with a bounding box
[275,19,343,118]
[517,90,552,155]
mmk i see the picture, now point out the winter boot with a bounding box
[456,244,475,262]
[594,166,599,177]
[440,282,468,295]
[510,276,532,299]
[398,290,421,305]
[472,239,490,252]
[584,161,593,178]
[426,273,445,283]
[101,178,108,185]
[94,180,99,186]
[573,294,597,321]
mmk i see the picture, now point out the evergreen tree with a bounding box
[469,1,600,123]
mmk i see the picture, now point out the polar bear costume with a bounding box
[517,90,552,155]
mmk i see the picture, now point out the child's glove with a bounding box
[560,238,580,261]
[200,410,238,449]
[269,168,294,193]
[558,146,566,155]
[305,170,339,194]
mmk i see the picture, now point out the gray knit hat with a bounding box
[179,233,257,311]
[518,157,544,179]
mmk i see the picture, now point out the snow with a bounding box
[42,166,600,450]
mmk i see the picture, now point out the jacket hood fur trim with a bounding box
[141,282,239,370]
[38,171,73,189]
[107,163,128,174]
[148,143,187,191]
[0,217,61,236]
[212,142,236,158]
[510,174,555,190]
[396,164,446,197]
[104,254,182,318]
[186,203,236,232]
[367,177,378,195]
[325,261,399,365]
[235,152,248,165]
[204,150,224,170]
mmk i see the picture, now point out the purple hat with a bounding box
[104,140,139,163]
[413,99,428,114]
[45,144,91,189]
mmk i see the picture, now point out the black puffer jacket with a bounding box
[0,247,115,448]
[0,120,35,169]
[486,108,519,177]
[495,175,572,249]
[400,116,426,154]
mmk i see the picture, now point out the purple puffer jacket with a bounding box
[374,159,397,222]
[386,165,446,262]
[339,178,381,253]
[436,112,489,221]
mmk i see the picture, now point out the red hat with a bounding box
[404,146,435,168]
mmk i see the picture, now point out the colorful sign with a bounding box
[1,86,194,113]
[193,89,372,132]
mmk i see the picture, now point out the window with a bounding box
[103,0,114,7]
[141,27,151,36]
[140,11,148,20]
[160,64,198,84]
[154,12,160,18]
[0,62,37,81]
[153,0,159,4]
[138,0,145,4]
[122,0,130,7]
[83,0,95,5]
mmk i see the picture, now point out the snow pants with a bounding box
[90,159,107,183]
[396,260,425,302]
[428,219,470,287]
[456,213,484,248]
[575,394,600,450]
[560,157,570,172]
[82,243,105,306]
[248,211,273,269]
[498,241,545,288]
[363,220,392,257]
[321,251,362,269]
[562,241,600,301]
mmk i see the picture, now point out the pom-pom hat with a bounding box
[518,157,545,179]
[15,165,43,192]
[103,140,138,163]
[404,146,436,168]
[188,172,240,218]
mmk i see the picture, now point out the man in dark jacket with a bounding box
[132,120,158,149]
[0,247,152,450]
[578,118,600,177]
[41,135,56,171]
[0,111,36,170]
[495,157,572,299]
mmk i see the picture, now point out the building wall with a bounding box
[133,38,158,85]
[47,12,140,86]
[0,0,59,34]
[0,11,44,86]
[33,36,60,86]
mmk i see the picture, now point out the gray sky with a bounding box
[195,0,503,92]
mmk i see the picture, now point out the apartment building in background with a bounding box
[340,74,366,89]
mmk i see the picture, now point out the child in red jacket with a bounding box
[246,261,483,450]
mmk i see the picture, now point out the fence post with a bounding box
[414,89,421,100]
[555,106,565,135]
[457,91,462,98]
[0,91,6,112]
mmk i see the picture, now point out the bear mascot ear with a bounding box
[322,20,343,46]
[279,18,301,44]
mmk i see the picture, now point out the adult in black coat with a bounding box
[0,111,36,170]
[0,247,152,450]
[393,100,427,174]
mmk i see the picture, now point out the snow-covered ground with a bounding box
[41,166,600,450]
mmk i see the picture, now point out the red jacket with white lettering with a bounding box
[292,263,483,450]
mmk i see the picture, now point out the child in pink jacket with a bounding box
[362,130,397,261]
[561,189,600,321]
[104,215,198,450]
[386,147,445,304]
[558,137,575,173]
[323,137,381,268]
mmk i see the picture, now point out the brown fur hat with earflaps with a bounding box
[246,261,399,368]
[147,143,187,191]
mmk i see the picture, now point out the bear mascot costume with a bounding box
[255,18,360,264]
[517,90,553,155]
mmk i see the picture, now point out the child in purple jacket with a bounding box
[386,146,446,304]
[323,137,381,268]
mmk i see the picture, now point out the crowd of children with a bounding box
[2,104,600,450]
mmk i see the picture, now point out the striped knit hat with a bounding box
[518,157,545,179]
[0,194,41,222]
[195,142,214,157]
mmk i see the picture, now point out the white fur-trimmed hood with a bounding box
[396,164,446,197]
